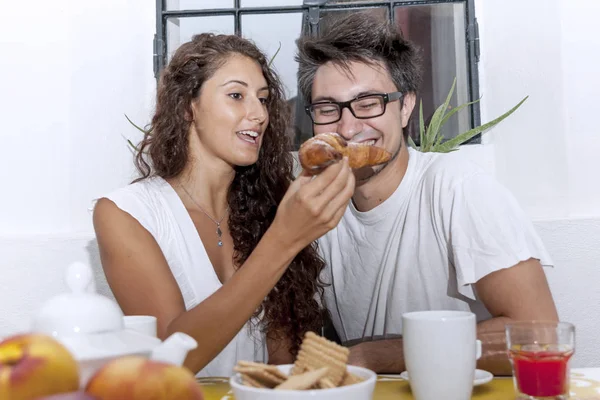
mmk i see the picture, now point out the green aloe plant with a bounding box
[408,78,528,153]
[123,114,150,153]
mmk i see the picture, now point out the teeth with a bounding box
[238,130,258,138]
[363,140,376,146]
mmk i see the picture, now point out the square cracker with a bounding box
[275,367,329,390]
[291,332,350,386]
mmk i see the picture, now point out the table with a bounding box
[197,368,600,400]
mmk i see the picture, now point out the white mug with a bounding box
[123,315,157,337]
[402,310,482,400]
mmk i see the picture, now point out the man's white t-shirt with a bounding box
[318,147,552,344]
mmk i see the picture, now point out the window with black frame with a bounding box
[156,0,480,149]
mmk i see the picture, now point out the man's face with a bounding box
[311,60,414,180]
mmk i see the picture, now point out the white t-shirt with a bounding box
[102,176,267,377]
[318,147,553,344]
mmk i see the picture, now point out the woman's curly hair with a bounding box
[133,33,327,354]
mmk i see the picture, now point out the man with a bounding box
[295,11,558,375]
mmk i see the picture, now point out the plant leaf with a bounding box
[124,114,151,134]
[121,134,139,153]
[268,42,281,68]
[433,128,445,150]
[431,97,480,152]
[408,135,418,149]
[423,103,448,152]
[435,96,529,153]
[423,78,457,151]
[419,100,425,148]
[439,98,481,128]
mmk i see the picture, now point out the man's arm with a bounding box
[347,258,558,375]
[347,330,507,375]
[347,325,507,375]
[348,338,404,374]
[474,258,559,375]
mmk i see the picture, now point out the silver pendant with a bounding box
[216,224,223,246]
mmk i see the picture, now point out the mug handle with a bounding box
[476,339,482,360]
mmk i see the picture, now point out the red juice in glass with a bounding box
[506,322,575,400]
[510,349,573,398]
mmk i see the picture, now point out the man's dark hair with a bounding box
[296,11,422,138]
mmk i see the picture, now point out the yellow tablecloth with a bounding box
[197,370,600,400]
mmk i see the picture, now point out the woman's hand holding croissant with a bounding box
[270,157,355,254]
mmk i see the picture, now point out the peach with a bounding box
[0,333,80,400]
[85,356,203,400]
[35,392,98,400]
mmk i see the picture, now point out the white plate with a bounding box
[400,369,493,386]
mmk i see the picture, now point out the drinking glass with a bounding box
[506,321,575,400]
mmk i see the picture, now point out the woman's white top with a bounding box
[102,176,267,377]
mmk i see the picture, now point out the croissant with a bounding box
[298,132,392,173]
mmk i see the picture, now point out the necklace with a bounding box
[180,184,228,247]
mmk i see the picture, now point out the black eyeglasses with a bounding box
[305,92,403,125]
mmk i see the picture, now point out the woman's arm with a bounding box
[94,198,298,373]
[94,159,354,374]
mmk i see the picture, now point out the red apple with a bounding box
[85,356,203,400]
[0,333,80,400]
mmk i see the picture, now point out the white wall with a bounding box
[1,0,599,366]
[474,0,600,367]
[0,0,155,235]
[0,0,156,334]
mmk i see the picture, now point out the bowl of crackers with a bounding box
[230,332,377,399]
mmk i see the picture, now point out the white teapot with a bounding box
[31,261,198,387]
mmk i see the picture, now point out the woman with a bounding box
[93,33,354,376]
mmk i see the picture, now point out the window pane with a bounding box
[242,0,303,6]
[327,0,384,3]
[166,0,233,11]
[395,3,470,143]
[166,16,235,62]
[157,1,476,148]
[320,7,388,26]
[242,12,305,146]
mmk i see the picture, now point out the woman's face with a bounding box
[190,53,270,167]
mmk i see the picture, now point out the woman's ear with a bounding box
[186,96,202,122]
[184,102,195,122]
[400,92,416,129]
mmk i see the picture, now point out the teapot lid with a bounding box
[32,262,124,337]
